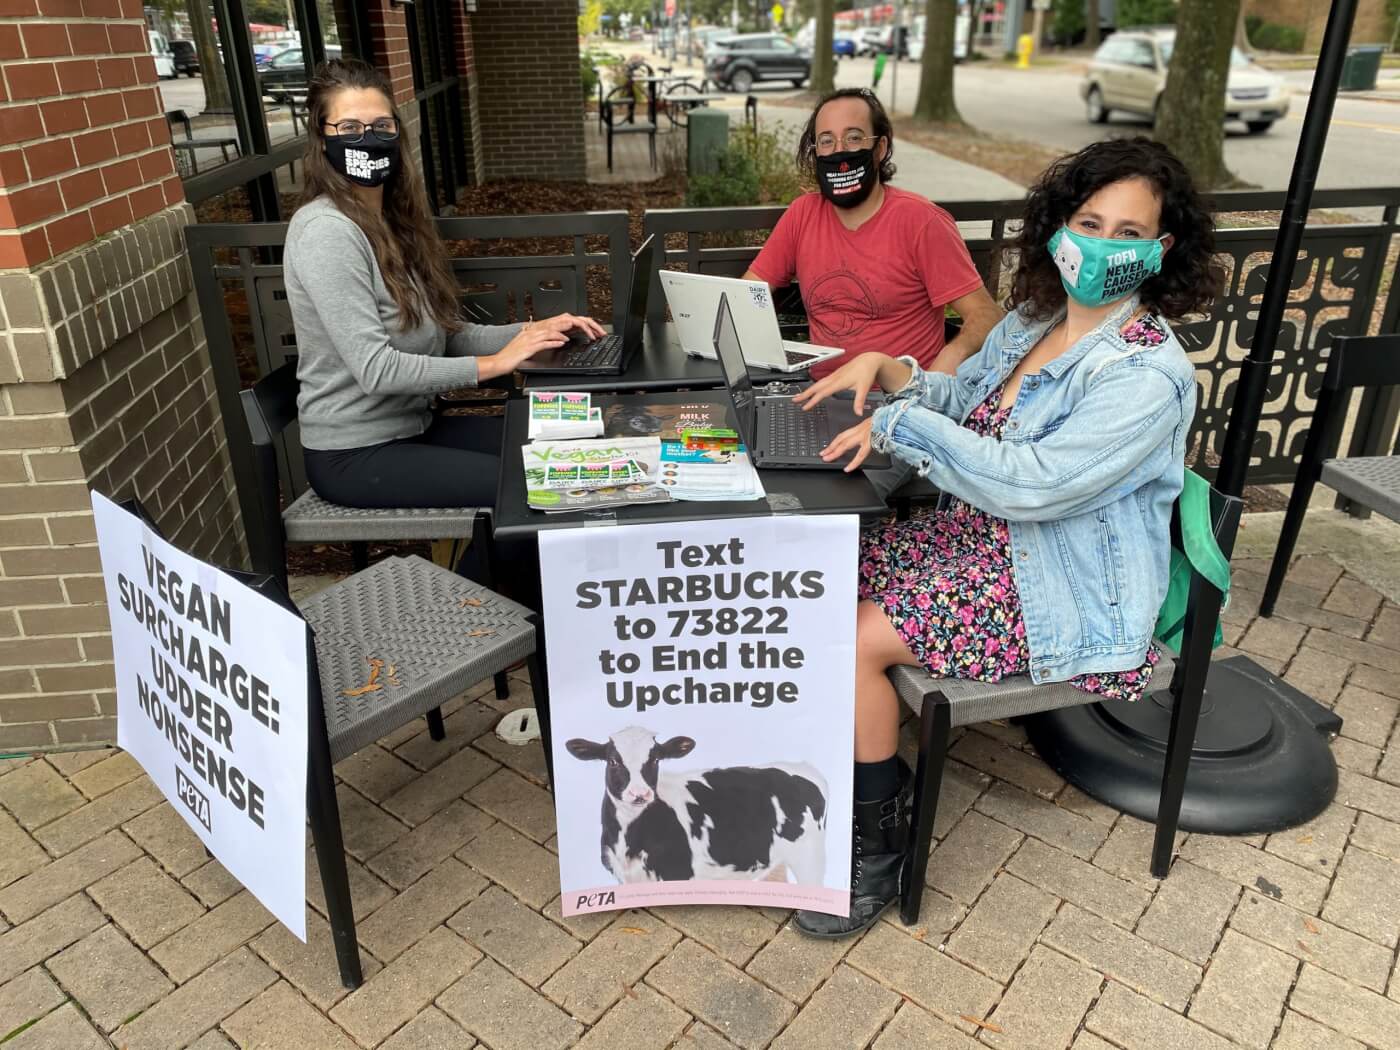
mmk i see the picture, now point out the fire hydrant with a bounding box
[1016,33,1034,69]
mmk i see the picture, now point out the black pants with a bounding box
[303,414,540,608]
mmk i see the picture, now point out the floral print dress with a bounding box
[859,319,1165,702]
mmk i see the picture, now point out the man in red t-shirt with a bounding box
[745,88,1001,381]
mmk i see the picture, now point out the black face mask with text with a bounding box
[815,147,878,209]
[324,135,400,187]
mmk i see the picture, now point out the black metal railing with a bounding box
[187,190,1398,568]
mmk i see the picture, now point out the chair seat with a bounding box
[610,122,657,134]
[890,653,1176,728]
[282,490,481,543]
[299,556,536,763]
[1321,455,1400,521]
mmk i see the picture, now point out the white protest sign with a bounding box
[93,492,308,939]
[540,515,857,918]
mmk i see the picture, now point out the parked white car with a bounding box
[1081,28,1290,134]
[149,31,176,80]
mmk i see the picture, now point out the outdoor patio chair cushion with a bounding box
[299,555,536,763]
[1321,455,1400,521]
[281,490,482,543]
[889,653,1177,728]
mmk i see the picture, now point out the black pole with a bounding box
[1213,0,1359,499]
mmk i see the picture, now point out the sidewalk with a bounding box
[2,508,1399,1049]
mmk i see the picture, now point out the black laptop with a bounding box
[518,235,654,376]
[712,292,889,471]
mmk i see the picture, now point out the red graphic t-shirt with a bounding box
[748,186,985,379]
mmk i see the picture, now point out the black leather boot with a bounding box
[794,761,910,939]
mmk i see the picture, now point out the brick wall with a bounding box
[471,0,585,181]
[359,0,423,170]
[1,1,243,750]
[1245,0,1392,47]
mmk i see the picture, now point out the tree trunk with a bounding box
[188,0,232,113]
[1155,0,1239,189]
[914,0,961,123]
[812,0,836,94]
[1087,0,1101,47]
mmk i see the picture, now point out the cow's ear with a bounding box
[657,736,695,758]
[566,738,607,760]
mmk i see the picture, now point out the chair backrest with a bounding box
[165,108,192,139]
[1299,332,1400,474]
[238,362,300,583]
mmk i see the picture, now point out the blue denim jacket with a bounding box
[869,296,1196,683]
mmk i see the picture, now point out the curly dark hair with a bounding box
[1006,137,1223,322]
[796,88,896,184]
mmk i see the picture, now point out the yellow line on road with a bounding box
[1287,111,1400,134]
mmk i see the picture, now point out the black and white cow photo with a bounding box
[566,727,829,885]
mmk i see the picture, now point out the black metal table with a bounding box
[493,390,885,747]
[494,390,884,540]
[519,320,800,395]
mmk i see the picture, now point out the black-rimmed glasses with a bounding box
[322,118,400,143]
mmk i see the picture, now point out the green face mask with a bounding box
[1048,226,1167,307]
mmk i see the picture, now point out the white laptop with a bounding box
[659,270,845,374]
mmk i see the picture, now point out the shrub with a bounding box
[1250,21,1305,53]
[580,59,600,102]
[686,124,805,208]
[1117,0,1177,28]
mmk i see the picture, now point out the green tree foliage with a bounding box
[914,0,961,123]
[1156,0,1240,188]
[246,0,288,26]
[1250,21,1304,52]
[1118,0,1177,28]
[1052,0,1086,45]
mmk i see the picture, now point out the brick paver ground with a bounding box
[2,552,1399,1049]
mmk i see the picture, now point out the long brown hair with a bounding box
[299,60,462,333]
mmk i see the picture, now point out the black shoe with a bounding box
[795,759,910,939]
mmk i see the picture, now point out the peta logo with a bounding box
[345,148,390,181]
[575,891,617,910]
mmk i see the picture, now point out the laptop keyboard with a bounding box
[566,334,623,368]
[767,401,831,456]
[784,349,817,366]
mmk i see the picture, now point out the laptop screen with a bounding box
[623,235,654,345]
[712,293,756,447]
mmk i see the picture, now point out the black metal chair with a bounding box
[1261,333,1400,617]
[117,498,541,991]
[893,481,1241,925]
[602,83,657,173]
[240,362,511,701]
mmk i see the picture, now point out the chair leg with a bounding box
[1260,473,1318,618]
[426,707,446,741]
[526,631,554,789]
[307,739,362,989]
[350,542,369,572]
[900,697,951,926]
[470,514,511,701]
[1150,581,1222,878]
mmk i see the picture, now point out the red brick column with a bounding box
[362,0,422,163]
[0,1,244,749]
[0,0,180,267]
[450,0,484,185]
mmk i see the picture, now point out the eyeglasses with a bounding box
[814,131,879,155]
[322,118,400,143]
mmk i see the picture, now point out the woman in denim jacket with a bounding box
[791,138,1223,938]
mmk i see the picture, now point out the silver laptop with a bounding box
[713,293,889,471]
[662,270,844,374]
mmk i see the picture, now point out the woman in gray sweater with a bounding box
[284,60,602,508]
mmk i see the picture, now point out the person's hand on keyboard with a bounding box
[534,312,607,344]
[794,352,908,417]
[819,416,875,473]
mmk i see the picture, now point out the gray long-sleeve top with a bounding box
[283,196,521,451]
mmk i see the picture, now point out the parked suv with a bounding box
[1081,28,1289,134]
[259,44,342,101]
[705,34,811,93]
[170,39,199,77]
